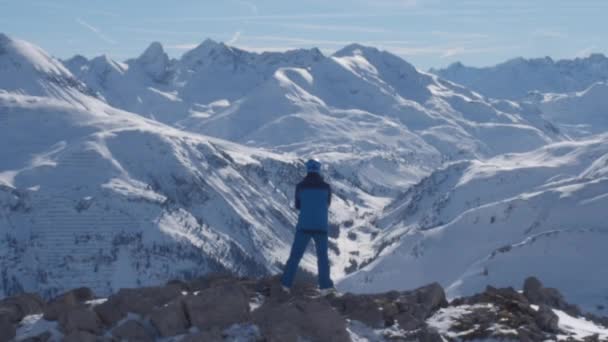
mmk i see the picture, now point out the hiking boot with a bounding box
[319,287,338,297]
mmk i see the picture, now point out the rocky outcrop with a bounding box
[523,276,582,316]
[4,275,607,341]
[443,277,608,341]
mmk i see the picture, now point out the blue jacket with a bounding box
[295,173,332,232]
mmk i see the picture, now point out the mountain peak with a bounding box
[138,41,166,61]
[333,43,380,57]
[135,42,170,81]
[0,33,70,76]
[0,32,10,46]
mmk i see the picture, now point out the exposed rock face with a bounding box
[184,282,251,330]
[43,287,95,321]
[253,297,350,342]
[112,319,154,340]
[523,276,582,316]
[0,293,45,323]
[536,304,560,333]
[0,315,16,342]
[58,307,102,334]
[3,275,607,341]
[150,299,189,336]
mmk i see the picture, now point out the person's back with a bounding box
[281,159,335,295]
[295,172,331,233]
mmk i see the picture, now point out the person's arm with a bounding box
[295,184,301,210]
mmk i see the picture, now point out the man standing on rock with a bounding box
[281,159,336,296]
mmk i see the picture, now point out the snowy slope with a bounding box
[529,82,608,137]
[192,44,561,196]
[0,33,92,101]
[339,134,608,314]
[0,35,362,298]
[433,54,608,100]
[0,91,304,298]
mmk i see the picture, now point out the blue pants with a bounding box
[281,230,334,289]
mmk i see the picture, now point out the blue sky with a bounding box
[1,0,607,69]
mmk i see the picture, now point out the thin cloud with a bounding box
[31,1,119,17]
[76,18,116,45]
[532,29,567,39]
[234,0,259,15]
[278,23,392,34]
[144,12,391,24]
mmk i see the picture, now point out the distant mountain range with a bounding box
[432,54,608,100]
[1,33,607,315]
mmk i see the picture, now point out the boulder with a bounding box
[95,283,183,327]
[150,299,189,337]
[535,305,559,333]
[396,311,424,331]
[184,282,250,330]
[21,331,51,342]
[187,273,242,292]
[94,298,126,327]
[59,307,102,334]
[415,326,444,342]
[330,293,385,328]
[253,298,350,342]
[523,276,581,316]
[112,319,154,341]
[0,315,16,342]
[180,329,224,342]
[396,283,447,321]
[63,330,98,342]
[44,287,95,321]
[0,293,45,323]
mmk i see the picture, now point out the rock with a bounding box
[523,276,543,300]
[21,331,51,342]
[184,282,251,330]
[112,319,154,341]
[535,304,559,333]
[253,298,350,342]
[396,311,424,331]
[415,326,444,342]
[0,293,45,322]
[94,298,126,327]
[0,315,16,342]
[180,329,224,342]
[95,283,183,327]
[63,330,98,342]
[379,302,400,326]
[150,299,189,337]
[59,307,102,334]
[187,273,241,292]
[44,287,95,321]
[331,293,385,328]
[523,277,581,317]
[414,282,448,314]
[396,283,448,321]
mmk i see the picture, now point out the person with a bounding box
[281,159,336,296]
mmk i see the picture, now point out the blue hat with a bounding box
[306,159,321,174]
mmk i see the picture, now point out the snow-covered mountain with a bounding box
[0,34,371,299]
[339,134,608,314]
[523,81,608,138]
[432,54,608,100]
[66,40,563,197]
[63,40,324,124]
[2,32,608,319]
